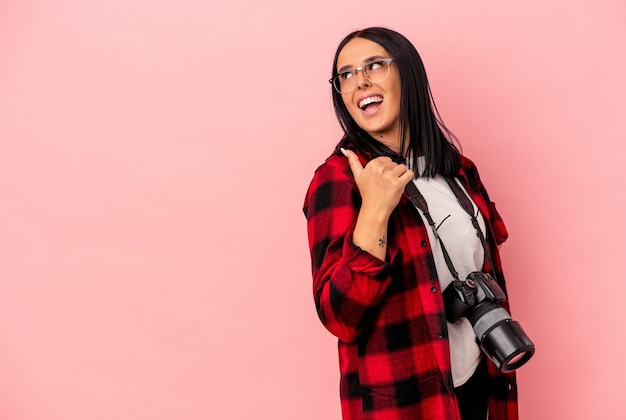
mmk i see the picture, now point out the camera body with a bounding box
[443,272,535,372]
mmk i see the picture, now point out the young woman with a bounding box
[303,27,520,419]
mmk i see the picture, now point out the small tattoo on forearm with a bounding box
[378,236,387,247]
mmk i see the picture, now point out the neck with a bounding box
[373,132,405,155]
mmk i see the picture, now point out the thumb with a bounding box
[340,148,363,178]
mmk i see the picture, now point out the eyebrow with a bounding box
[338,55,386,73]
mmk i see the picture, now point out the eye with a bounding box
[366,60,384,71]
[338,71,354,80]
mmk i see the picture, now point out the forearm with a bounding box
[352,207,391,261]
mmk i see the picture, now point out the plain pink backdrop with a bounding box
[1,1,625,419]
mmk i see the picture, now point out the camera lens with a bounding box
[478,318,535,373]
[508,352,527,365]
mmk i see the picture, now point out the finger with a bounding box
[369,156,393,170]
[379,160,400,171]
[369,159,398,173]
[372,156,393,163]
[340,148,364,178]
[399,169,415,185]
[389,163,409,177]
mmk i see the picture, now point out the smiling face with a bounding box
[336,37,402,152]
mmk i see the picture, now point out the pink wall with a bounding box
[1,1,625,419]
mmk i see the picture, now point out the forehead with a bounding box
[336,37,390,70]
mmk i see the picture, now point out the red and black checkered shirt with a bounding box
[303,151,519,420]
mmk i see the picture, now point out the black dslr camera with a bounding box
[443,272,535,372]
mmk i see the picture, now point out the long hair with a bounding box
[331,27,461,177]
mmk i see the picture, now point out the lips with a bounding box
[358,95,383,110]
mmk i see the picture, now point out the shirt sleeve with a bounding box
[460,156,509,246]
[303,156,395,343]
[487,201,508,246]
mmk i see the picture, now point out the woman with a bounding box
[303,27,519,419]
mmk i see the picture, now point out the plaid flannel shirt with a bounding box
[303,150,519,420]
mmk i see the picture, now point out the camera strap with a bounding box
[405,178,498,282]
[444,178,498,282]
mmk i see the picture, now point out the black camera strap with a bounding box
[405,180,462,282]
[405,178,498,282]
[444,178,498,283]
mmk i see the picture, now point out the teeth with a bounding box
[359,96,383,109]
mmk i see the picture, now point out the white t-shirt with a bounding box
[411,169,486,387]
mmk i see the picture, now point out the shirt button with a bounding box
[420,240,427,247]
[438,331,445,339]
[430,286,437,293]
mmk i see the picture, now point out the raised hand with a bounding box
[341,148,414,260]
[341,148,414,219]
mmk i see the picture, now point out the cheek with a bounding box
[341,94,353,108]
[389,86,402,114]
[342,97,359,118]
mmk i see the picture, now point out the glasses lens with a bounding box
[334,72,356,94]
[364,60,390,83]
[332,59,391,93]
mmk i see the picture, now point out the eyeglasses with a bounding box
[329,58,394,94]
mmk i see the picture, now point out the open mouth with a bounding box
[359,95,383,110]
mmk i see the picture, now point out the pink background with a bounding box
[1,1,625,419]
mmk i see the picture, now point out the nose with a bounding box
[355,69,370,90]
